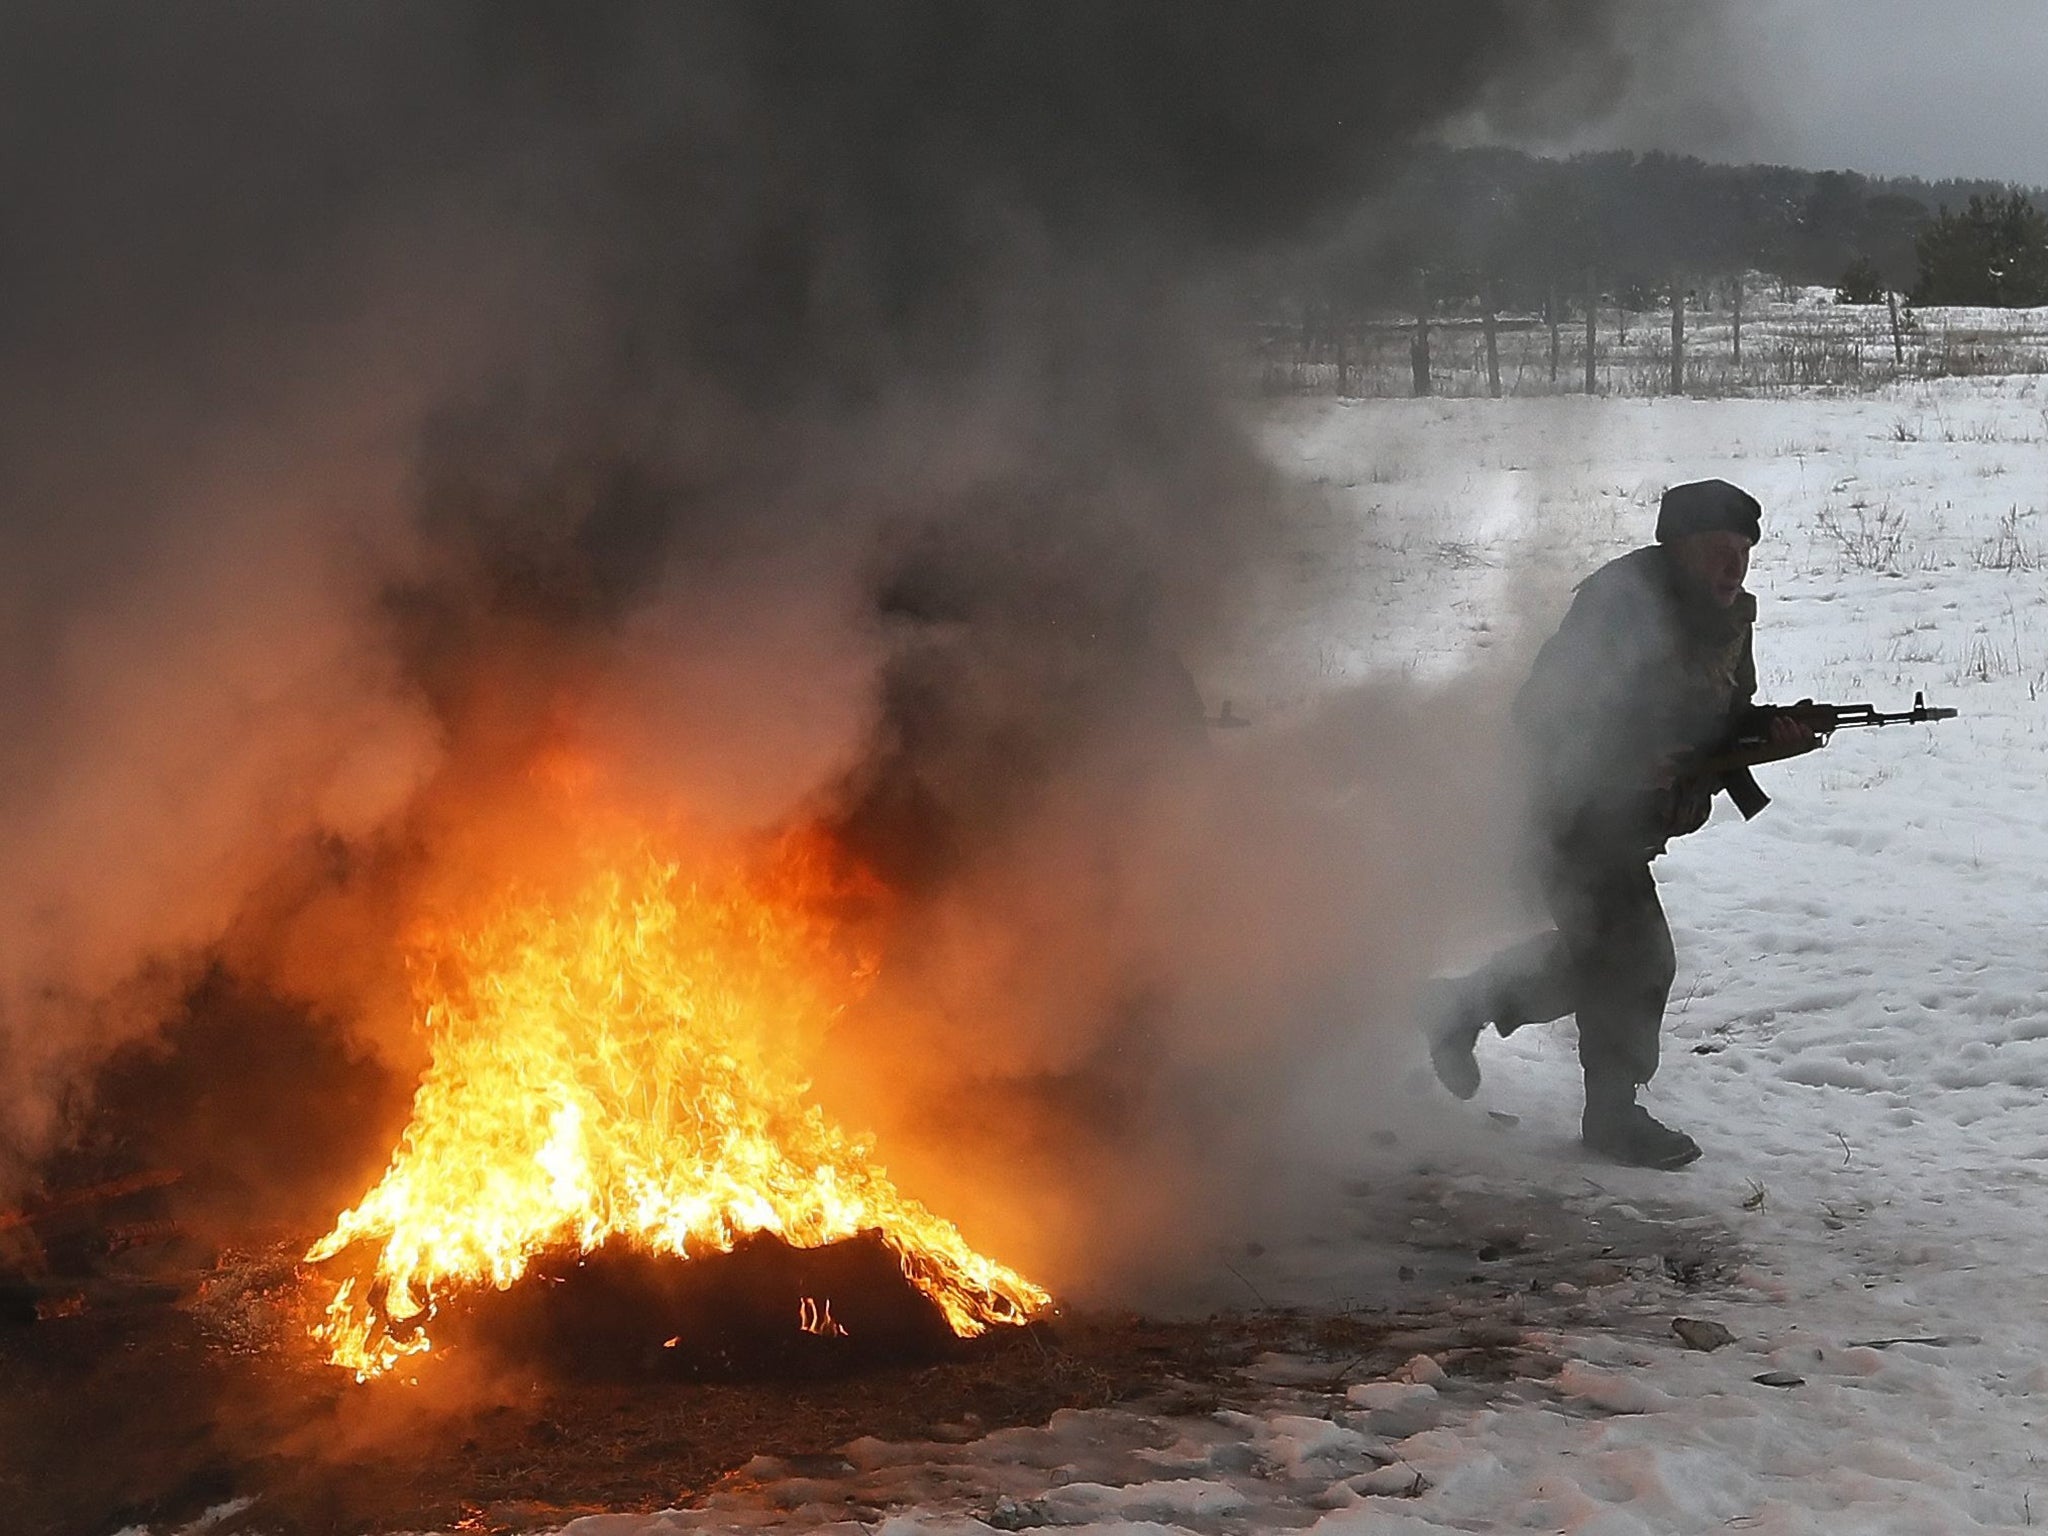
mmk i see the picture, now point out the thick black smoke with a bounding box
[0,3,1728,1253]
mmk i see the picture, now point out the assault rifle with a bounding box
[1704,691,1958,818]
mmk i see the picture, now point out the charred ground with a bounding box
[5,1046,1740,1536]
[1,1256,1563,1536]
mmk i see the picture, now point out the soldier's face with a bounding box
[1673,530,1751,607]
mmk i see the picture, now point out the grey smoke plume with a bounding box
[0,3,1724,1259]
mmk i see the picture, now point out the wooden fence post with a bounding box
[1670,278,1685,395]
[1731,275,1744,369]
[1584,268,1598,394]
[1484,298,1501,399]
[1887,289,1905,367]
[1548,284,1561,386]
[1411,293,1432,397]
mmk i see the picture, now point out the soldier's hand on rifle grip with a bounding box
[1758,709,1822,762]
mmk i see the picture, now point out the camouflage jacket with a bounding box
[1512,545,1757,859]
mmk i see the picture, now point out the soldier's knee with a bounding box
[1624,905,1676,1000]
[1600,948,1673,1020]
[1643,939,1677,999]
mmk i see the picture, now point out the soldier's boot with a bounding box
[1581,1076,1700,1170]
[1420,979,1486,1101]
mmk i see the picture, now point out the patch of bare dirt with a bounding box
[4,1243,1531,1536]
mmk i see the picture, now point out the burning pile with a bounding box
[306,829,1047,1379]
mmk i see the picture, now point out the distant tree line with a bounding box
[1264,145,2048,316]
[1907,193,2048,306]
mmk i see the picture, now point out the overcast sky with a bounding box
[1541,0,2048,186]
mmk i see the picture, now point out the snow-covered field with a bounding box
[507,375,2048,1536]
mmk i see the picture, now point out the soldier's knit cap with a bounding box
[1656,478,1761,544]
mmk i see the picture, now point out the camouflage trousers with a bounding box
[1462,851,1677,1088]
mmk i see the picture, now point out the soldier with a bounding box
[1424,479,1816,1168]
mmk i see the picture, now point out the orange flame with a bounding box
[305,833,1046,1378]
